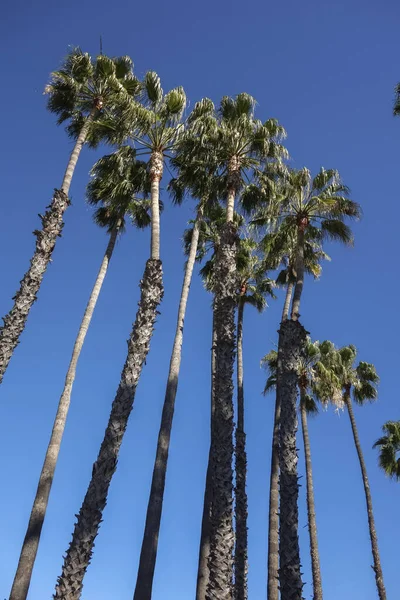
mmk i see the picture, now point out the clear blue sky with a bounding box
[0,0,399,598]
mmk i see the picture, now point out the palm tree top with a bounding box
[393,83,400,116]
[374,421,400,480]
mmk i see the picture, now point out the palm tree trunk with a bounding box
[300,394,323,600]
[277,319,306,600]
[235,298,248,600]
[0,112,95,385]
[206,222,238,600]
[133,206,203,600]
[54,259,163,600]
[226,188,236,223]
[282,281,294,322]
[196,309,217,600]
[291,229,305,321]
[149,151,163,260]
[345,395,386,600]
[9,223,120,600]
[267,389,280,600]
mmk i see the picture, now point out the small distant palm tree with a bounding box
[318,342,387,600]
[0,49,139,386]
[9,146,150,600]
[54,74,186,600]
[374,421,400,480]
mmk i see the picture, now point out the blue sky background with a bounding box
[1,0,399,598]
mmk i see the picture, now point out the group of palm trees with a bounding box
[1,47,399,600]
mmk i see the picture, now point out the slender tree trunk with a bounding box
[291,229,305,321]
[235,298,248,600]
[277,319,306,600]
[53,259,163,600]
[345,394,386,600]
[196,309,217,600]
[226,188,236,223]
[0,112,95,385]
[299,394,323,600]
[133,207,203,600]
[149,151,163,260]
[206,222,238,600]
[267,390,280,600]
[282,281,294,322]
[9,223,120,600]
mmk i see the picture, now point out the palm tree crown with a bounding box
[374,421,400,480]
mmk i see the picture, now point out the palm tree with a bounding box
[133,99,220,600]
[235,238,275,600]
[253,167,359,600]
[0,49,139,385]
[197,95,286,600]
[318,342,386,600]
[54,74,186,600]
[393,83,400,115]
[374,421,400,480]
[9,147,151,600]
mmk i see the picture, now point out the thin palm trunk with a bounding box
[133,206,203,600]
[299,393,323,600]
[149,151,163,260]
[291,228,305,321]
[9,223,120,600]
[345,394,386,600]
[196,310,216,600]
[235,298,248,600]
[206,222,238,600]
[282,281,294,322]
[0,111,95,384]
[277,319,306,600]
[226,188,236,223]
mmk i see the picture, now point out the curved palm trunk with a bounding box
[277,319,306,600]
[9,224,120,600]
[54,259,163,600]
[0,112,95,384]
[196,310,217,600]
[282,281,294,322]
[206,222,238,600]
[345,394,386,600]
[133,207,203,600]
[291,229,305,321]
[235,298,248,600]
[299,394,323,600]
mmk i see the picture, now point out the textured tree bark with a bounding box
[196,310,217,600]
[277,319,306,600]
[267,389,280,600]
[0,112,95,385]
[300,394,323,600]
[234,298,248,600]
[282,281,294,322]
[133,207,203,600]
[291,229,305,321]
[149,151,163,261]
[53,260,163,600]
[206,222,238,600]
[345,394,386,600]
[9,224,120,600]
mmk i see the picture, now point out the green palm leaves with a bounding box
[374,422,400,480]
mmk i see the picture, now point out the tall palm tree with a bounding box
[9,147,151,600]
[54,74,186,600]
[318,342,386,600]
[133,99,220,600]
[0,49,139,385]
[235,238,275,600]
[198,95,286,600]
[253,167,359,600]
[374,421,400,480]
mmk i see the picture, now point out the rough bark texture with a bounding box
[234,299,248,600]
[345,395,386,600]
[0,113,93,385]
[133,209,203,600]
[282,281,294,322]
[267,392,280,600]
[291,229,305,321]
[196,311,217,600]
[53,259,163,600]
[300,396,323,600]
[206,222,238,600]
[277,319,306,600]
[149,151,163,261]
[9,225,119,600]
